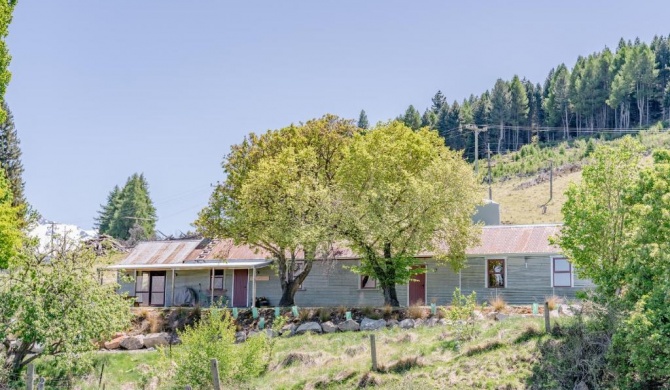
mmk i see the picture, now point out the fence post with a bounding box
[210,359,222,390]
[26,363,34,390]
[369,334,378,372]
[544,301,551,333]
[98,362,105,388]
[36,378,45,390]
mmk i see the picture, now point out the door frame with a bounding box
[232,269,250,307]
[135,270,166,307]
[407,264,427,306]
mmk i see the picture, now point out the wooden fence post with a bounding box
[98,362,105,388]
[210,359,222,390]
[369,334,378,372]
[544,301,551,333]
[26,363,34,390]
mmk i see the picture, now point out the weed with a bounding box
[489,296,507,312]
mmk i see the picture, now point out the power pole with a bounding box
[487,143,493,201]
[465,124,488,174]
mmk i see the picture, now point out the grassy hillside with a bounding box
[77,317,557,389]
[481,124,670,224]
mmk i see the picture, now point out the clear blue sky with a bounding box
[6,1,670,235]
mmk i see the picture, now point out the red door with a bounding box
[233,269,249,307]
[409,266,426,306]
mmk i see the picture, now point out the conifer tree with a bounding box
[94,185,121,235]
[102,174,157,241]
[357,109,369,130]
[431,90,447,113]
[0,101,23,208]
[402,105,422,130]
[490,79,511,154]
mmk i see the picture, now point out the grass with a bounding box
[82,317,558,389]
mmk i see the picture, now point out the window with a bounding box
[360,275,377,289]
[487,259,505,288]
[553,257,572,287]
[212,269,224,290]
[135,271,166,306]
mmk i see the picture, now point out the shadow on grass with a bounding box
[463,341,506,357]
[513,325,544,344]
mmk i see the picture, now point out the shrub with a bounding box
[298,309,312,322]
[382,304,393,319]
[443,288,479,342]
[317,308,330,322]
[489,296,507,312]
[156,308,271,389]
[407,304,427,320]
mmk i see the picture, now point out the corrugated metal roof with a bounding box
[116,224,562,267]
[119,240,204,265]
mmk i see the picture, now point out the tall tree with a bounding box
[421,108,437,129]
[0,0,17,122]
[544,64,571,139]
[357,109,369,130]
[106,174,157,241]
[0,170,20,269]
[431,90,447,113]
[490,79,511,154]
[0,101,23,208]
[509,75,529,150]
[335,122,480,306]
[94,185,121,235]
[196,115,358,306]
[402,105,422,130]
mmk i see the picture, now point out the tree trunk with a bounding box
[497,122,503,155]
[381,284,400,307]
[278,280,302,307]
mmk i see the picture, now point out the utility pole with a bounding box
[465,124,488,174]
[487,143,493,201]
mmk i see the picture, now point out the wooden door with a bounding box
[150,272,166,306]
[409,266,426,306]
[233,269,249,307]
[135,271,166,306]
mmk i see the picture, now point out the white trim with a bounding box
[550,256,573,288]
[485,257,507,288]
[252,268,257,307]
[407,264,428,306]
[230,269,235,307]
[103,260,273,271]
[170,269,175,307]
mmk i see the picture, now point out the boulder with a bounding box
[104,335,127,350]
[360,318,386,331]
[235,331,247,343]
[494,313,509,322]
[263,329,278,338]
[143,333,170,349]
[113,332,126,339]
[426,318,438,327]
[337,319,360,332]
[386,319,399,328]
[486,311,498,321]
[296,322,322,334]
[120,335,144,350]
[247,330,260,338]
[280,323,297,336]
[321,321,338,333]
[399,319,415,329]
[414,319,425,328]
[437,319,449,326]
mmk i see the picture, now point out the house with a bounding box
[105,223,594,308]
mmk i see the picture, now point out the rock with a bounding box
[169,334,181,345]
[113,332,126,339]
[437,319,449,326]
[280,323,297,336]
[360,318,386,331]
[247,330,260,338]
[486,311,498,321]
[263,329,278,338]
[120,335,144,350]
[337,319,360,332]
[235,331,247,343]
[104,335,127,350]
[321,321,338,333]
[296,322,322,334]
[414,319,425,328]
[399,319,415,329]
[494,313,509,322]
[386,319,399,328]
[574,381,589,390]
[143,332,170,349]
[426,318,438,327]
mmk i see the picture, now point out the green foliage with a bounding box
[156,309,271,389]
[336,121,480,305]
[443,288,479,342]
[0,238,132,378]
[357,109,369,130]
[0,102,24,208]
[402,104,422,131]
[97,173,157,242]
[0,169,21,268]
[0,0,16,123]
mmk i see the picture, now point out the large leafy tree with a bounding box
[0,238,132,380]
[196,115,357,306]
[335,121,480,306]
[0,169,20,269]
[99,174,157,241]
[0,0,16,122]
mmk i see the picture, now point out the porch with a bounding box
[104,260,272,308]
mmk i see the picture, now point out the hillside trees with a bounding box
[196,115,357,306]
[96,174,157,242]
[335,122,480,306]
[490,79,511,154]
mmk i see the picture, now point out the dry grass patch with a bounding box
[489,296,507,312]
[545,295,562,311]
[345,344,367,357]
[407,304,428,320]
[379,356,423,374]
[277,351,323,369]
[358,371,382,388]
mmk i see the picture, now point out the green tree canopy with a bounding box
[0,168,21,268]
[335,121,480,306]
[0,0,16,122]
[357,109,369,129]
[196,115,358,306]
[402,104,422,130]
[0,102,23,208]
[98,174,157,242]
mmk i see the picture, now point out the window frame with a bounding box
[359,275,378,290]
[211,269,225,291]
[485,258,507,288]
[551,256,573,287]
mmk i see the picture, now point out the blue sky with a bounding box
[7,1,670,234]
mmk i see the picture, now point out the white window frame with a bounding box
[485,258,507,288]
[551,256,573,287]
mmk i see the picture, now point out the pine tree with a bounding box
[421,108,437,129]
[509,75,529,150]
[357,110,369,130]
[106,174,157,241]
[431,90,447,113]
[490,79,511,154]
[0,101,23,208]
[95,185,121,235]
[402,105,422,130]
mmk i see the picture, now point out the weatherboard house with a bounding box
[106,203,593,308]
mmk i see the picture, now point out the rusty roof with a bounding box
[117,224,562,266]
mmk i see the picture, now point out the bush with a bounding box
[407,304,427,320]
[443,288,479,342]
[488,296,507,312]
[156,308,271,389]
